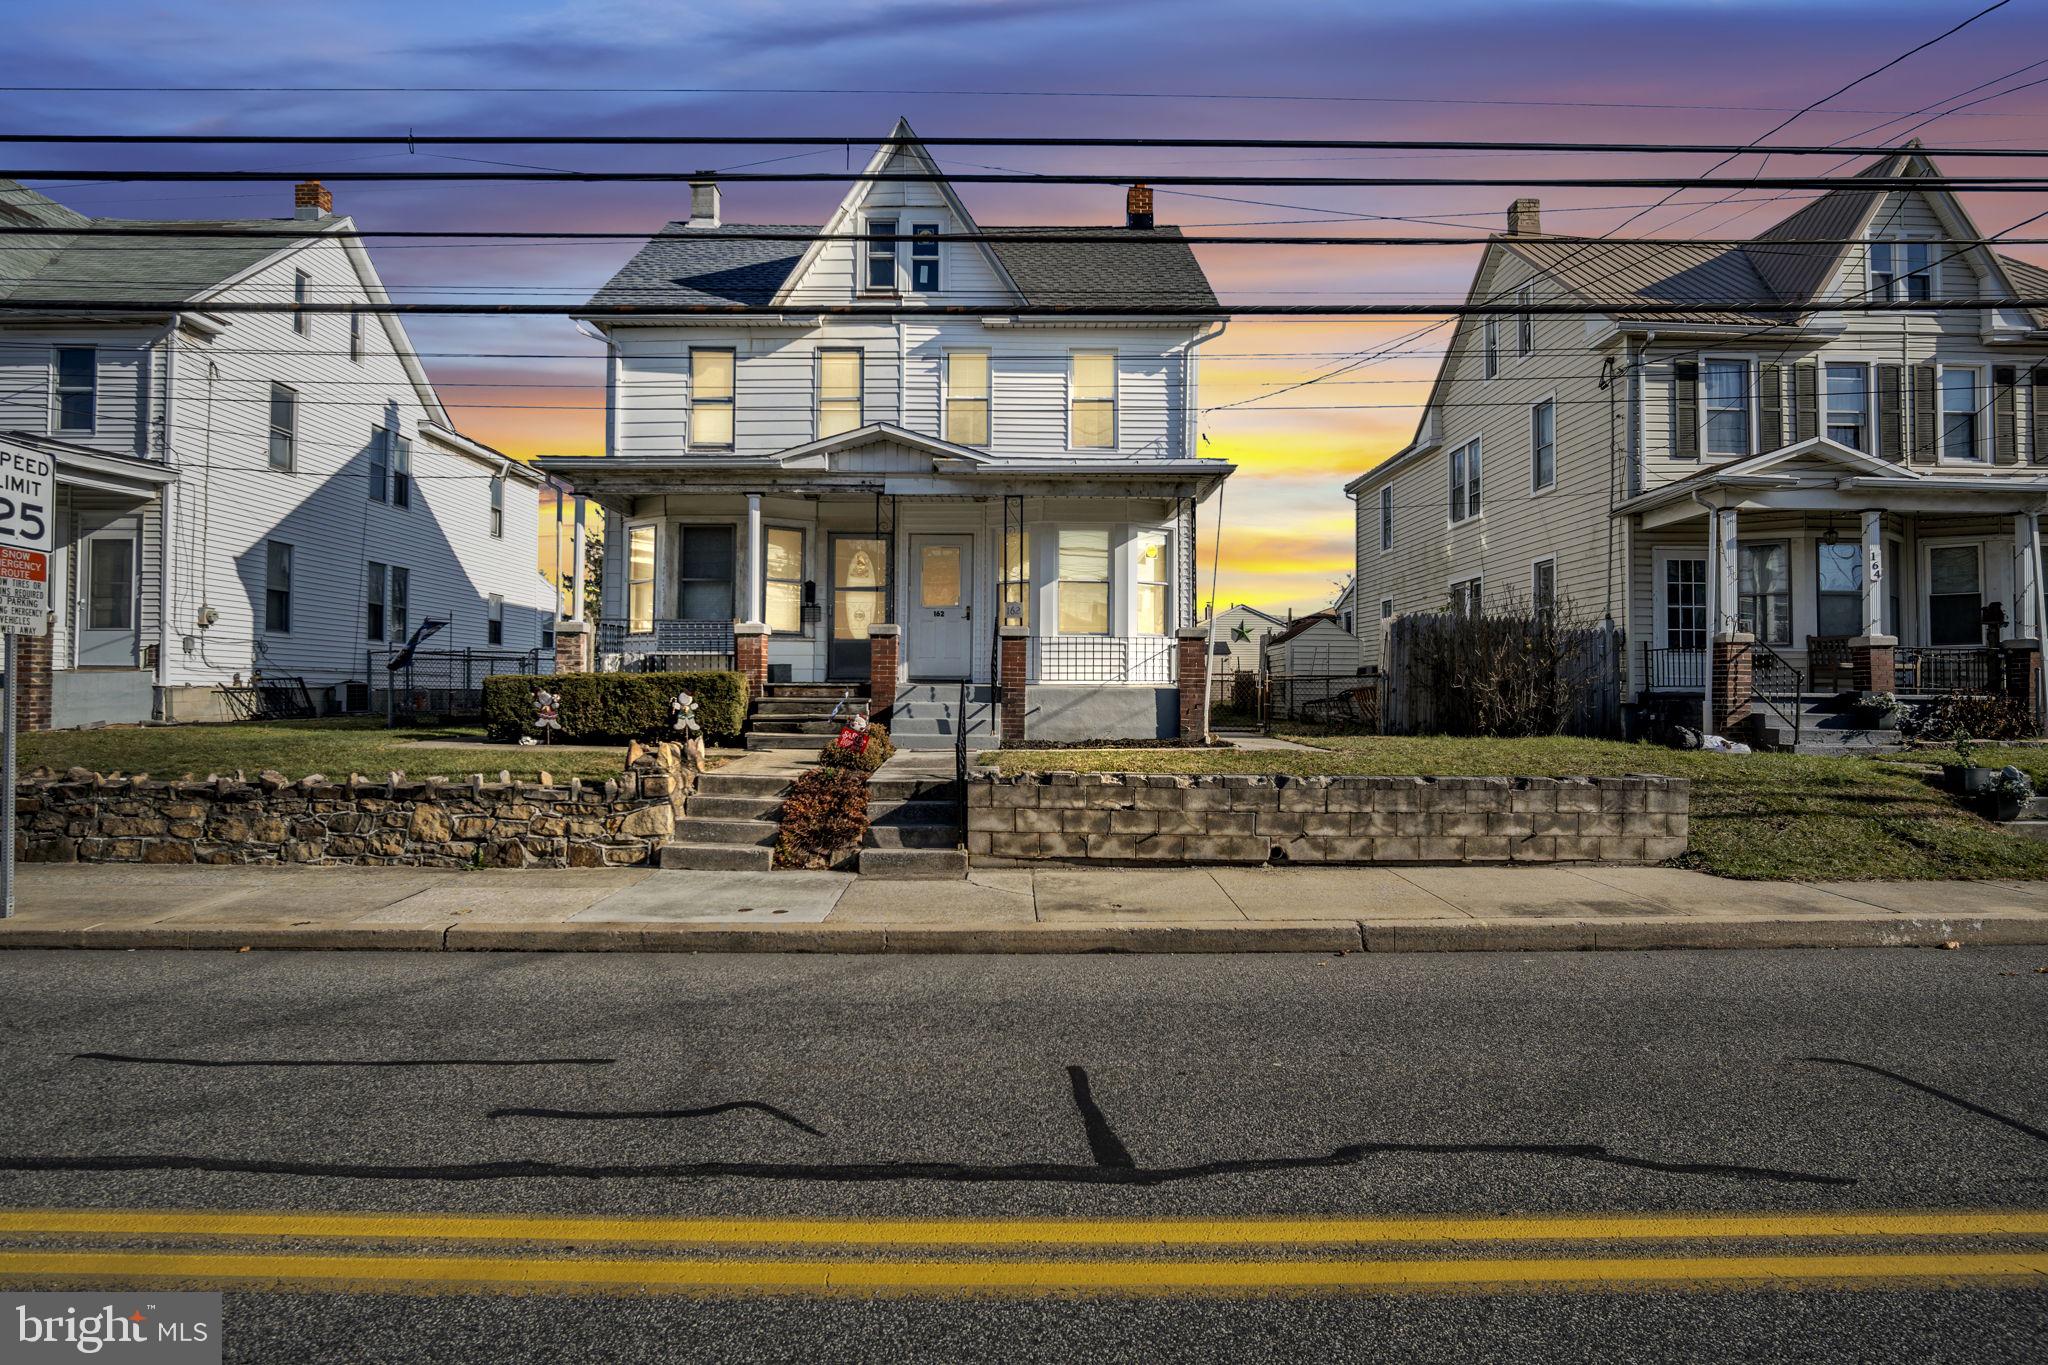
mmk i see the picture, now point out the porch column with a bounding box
[11,629,51,733]
[568,495,586,623]
[1850,508,1896,695]
[998,627,1029,747]
[553,620,590,675]
[744,493,764,625]
[2012,511,2040,641]
[867,624,900,726]
[1707,505,1752,736]
[733,622,769,708]
[1176,625,1212,743]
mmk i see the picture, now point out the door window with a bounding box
[87,537,133,631]
[919,543,962,609]
[1134,531,1168,635]
[1663,557,1706,650]
[1927,545,1983,646]
[1816,542,1863,637]
[764,527,804,633]
[833,537,889,640]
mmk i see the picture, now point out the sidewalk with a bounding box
[5,863,2048,952]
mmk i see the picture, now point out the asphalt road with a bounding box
[0,946,2044,1362]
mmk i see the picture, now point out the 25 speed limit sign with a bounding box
[0,441,54,637]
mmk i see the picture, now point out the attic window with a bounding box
[1870,239,1931,301]
[910,223,940,292]
[865,217,898,292]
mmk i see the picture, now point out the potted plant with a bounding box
[1852,691,1909,732]
[1985,766,2036,823]
[1944,733,1999,796]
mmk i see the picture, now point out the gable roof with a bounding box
[1264,610,1340,648]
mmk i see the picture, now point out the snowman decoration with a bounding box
[671,689,708,773]
[531,687,563,745]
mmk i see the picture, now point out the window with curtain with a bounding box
[1530,398,1556,490]
[1816,541,1863,637]
[267,383,297,470]
[1703,359,1751,457]
[1737,542,1791,645]
[54,347,96,432]
[627,524,656,633]
[764,526,804,633]
[366,561,386,640]
[1000,529,1030,628]
[1941,368,1982,462]
[945,350,990,446]
[677,525,736,621]
[1825,363,1868,450]
[1056,528,1110,634]
[690,349,735,449]
[1134,531,1169,635]
[264,541,292,633]
[1069,352,1116,448]
[818,349,863,438]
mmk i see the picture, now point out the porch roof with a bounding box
[535,422,1234,509]
[0,429,178,502]
[1619,435,2048,528]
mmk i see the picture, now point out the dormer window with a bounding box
[1870,239,1931,301]
[910,223,940,292]
[865,217,898,292]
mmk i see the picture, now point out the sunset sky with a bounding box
[10,0,2048,614]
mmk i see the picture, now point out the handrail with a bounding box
[1737,639,1803,752]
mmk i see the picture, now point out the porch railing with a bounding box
[1029,634,1178,685]
[1642,645,1706,692]
[596,619,737,673]
[1734,639,1803,751]
[1899,645,1993,693]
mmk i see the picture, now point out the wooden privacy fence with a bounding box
[1382,613,1623,738]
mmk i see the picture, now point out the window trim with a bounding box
[1823,358,1873,452]
[1531,556,1557,618]
[1053,524,1113,637]
[263,540,293,634]
[942,347,991,448]
[1698,353,1757,460]
[388,565,410,645]
[909,222,941,293]
[1515,285,1533,358]
[51,345,97,436]
[761,522,808,636]
[1936,363,1987,465]
[348,304,363,363]
[1651,547,1709,652]
[1922,538,1985,647]
[1067,349,1118,451]
[1379,596,1394,622]
[816,347,864,440]
[1448,574,1483,618]
[390,432,412,507]
[687,346,737,452]
[673,520,738,624]
[863,215,899,294]
[487,593,504,647]
[292,269,311,336]
[1814,537,1867,640]
[1482,315,1499,379]
[489,476,505,539]
[368,426,389,504]
[267,382,298,472]
[1378,484,1393,552]
[1529,394,1558,494]
[625,522,658,633]
[1869,234,1933,302]
[1735,538,1793,647]
[366,560,387,641]
[1000,527,1031,630]
[1447,436,1482,525]
[1131,526,1171,637]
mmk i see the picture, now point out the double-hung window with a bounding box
[1940,367,1982,462]
[945,350,990,446]
[626,524,656,633]
[1378,485,1393,551]
[1870,239,1931,301]
[1516,286,1533,357]
[267,383,297,471]
[1070,351,1116,449]
[1702,359,1752,458]
[292,270,311,336]
[1380,597,1394,622]
[764,526,804,634]
[1134,531,1169,636]
[1482,316,1499,379]
[689,348,735,449]
[1450,576,1482,618]
[1737,542,1791,645]
[391,434,412,507]
[489,477,504,538]
[365,561,386,640]
[388,566,409,643]
[348,305,363,362]
[1056,527,1111,635]
[1001,529,1031,628]
[264,541,292,633]
[369,427,389,503]
[865,217,898,292]
[817,349,863,438]
[487,594,504,646]
[1532,559,1556,618]
[1447,438,1481,523]
[1530,398,1556,491]
[1825,363,1868,450]
[910,223,940,292]
[54,347,95,433]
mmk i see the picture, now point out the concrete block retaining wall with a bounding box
[14,754,693,869]
[966,772,1688,865]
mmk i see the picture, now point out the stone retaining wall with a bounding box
[966,772,1688,865]
[15,752,692,869]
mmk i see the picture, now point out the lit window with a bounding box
[1825,363,1868,450]
[866,217,898,291]
[1070,352,1116,449]
[910,223,940,292]
[764,526,805,634]
[627,525,656,633]
[268,383,297,470]
[1530,398,1556,490]
[1448,438,1481,523]
[54,347,95,433]
[1703,359,1751,458]
[1001,529,1030,628]
[818,349,863,438]
[1135,531,1168,636]
[945,350,990,446]
[1056,527,1110,635]
[690,349,735,449]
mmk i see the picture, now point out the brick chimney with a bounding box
[688,178,721,229]
[1126,183,1154,231]
[294,181,332,220]
[1507,197,1541,235]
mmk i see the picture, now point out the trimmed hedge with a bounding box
[482,670,747,745]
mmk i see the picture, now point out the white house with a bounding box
[0,178,554,727]
[1260,610,1357,676]
[540,120,1232,744]
[1209,602,1285,677]
[1349,144,2048,739]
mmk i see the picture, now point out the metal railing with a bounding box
[372,647,551,721]
[217,675,316,722]
[1209,669,1385,732]
[1029,634,1178,685]
[1900,645,1994,693]
[1735,639,1803,751]
[596,619,736,674]
[1641,645,1706,691]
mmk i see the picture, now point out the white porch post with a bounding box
[568,494,586,623]
[744,492,764,625]
[1713,505,1740,637]
[2013,510,2040,640]
[1860,509,1885,640]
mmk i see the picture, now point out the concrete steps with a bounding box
[855,754,967,879]
[1749,694,1908,755]
[884,684,998,752]
[661,766,794,871]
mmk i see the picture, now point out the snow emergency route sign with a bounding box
[0,441,54,637]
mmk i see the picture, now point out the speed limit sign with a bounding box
[0,439,53,637]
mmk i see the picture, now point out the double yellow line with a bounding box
[0,1209,2043,1297]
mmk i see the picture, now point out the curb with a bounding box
[1,916,2044,953]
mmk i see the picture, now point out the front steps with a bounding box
[884,683,998,752]
[858,758,968,878]
[659,767,790,871]
[1749,694,1907,756]
[745,684,865,752]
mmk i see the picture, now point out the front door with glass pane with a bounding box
[909,534,972,680]
[1656,555,1708,652]
[77,516,139,667]
[829,533,890,679]
[1926,544,1983,646]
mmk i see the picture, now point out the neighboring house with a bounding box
[1261,610,1355,676]
[540,120,1231,743]
[1209,602,1285,676]
[1348,143,2048,732]
[0,178,553,728]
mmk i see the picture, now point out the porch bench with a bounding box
[1805,635,1854,694]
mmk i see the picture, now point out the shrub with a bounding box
[817,721,895,773]
[1393,601,1616,738]
[482,670,746,745]
[1902,691,2036,743]
[775,767,869,869]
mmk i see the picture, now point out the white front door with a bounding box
[910,534,973,680]
[77,516,140,668]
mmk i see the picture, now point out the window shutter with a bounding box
[1994,365,2019,465]
[1759,364,1784,452]
[1672,361,1699,460]
[1877,363,1904,461]
[1912,363,1937,464]
[1792,363,1818,443]
[2032,365,2048,464]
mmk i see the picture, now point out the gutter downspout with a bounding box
[145,315,178,718]
[1692,490,1718,736]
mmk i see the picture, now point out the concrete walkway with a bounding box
[6,863,2048,952]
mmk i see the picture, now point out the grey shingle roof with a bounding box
[584,222,1218,311]
[0,180,331,305]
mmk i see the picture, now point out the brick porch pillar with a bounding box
[866,624,900,726]
[552,619,590,675]
[1708,632,1753,737]
[11,629,51,733]
[733,622,769,707]
[2005,639,2042,733]
[1176,625,1212,743]
[998,627,1028,747]
[1849,634,1896,695]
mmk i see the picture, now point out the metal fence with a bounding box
[596,619,737,674]
[371,647,552,720]
[1901,645,1995,693]
[1641,645,1706,692]
[1210,669,1386,732]
[1030,634,1178,685]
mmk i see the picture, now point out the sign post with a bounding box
[0,440,55,918]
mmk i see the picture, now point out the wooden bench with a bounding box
[1805,635,1855,693]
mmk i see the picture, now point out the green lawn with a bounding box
[20,718,635,783]
[986,734,2048,882]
